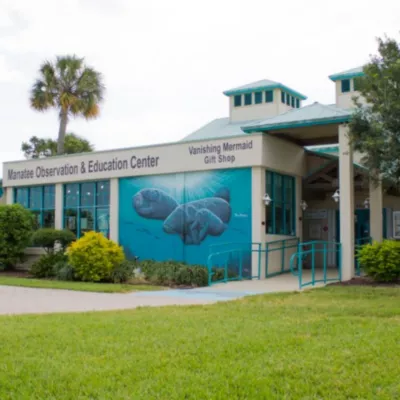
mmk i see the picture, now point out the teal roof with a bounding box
[329,66,365,82]
[306,145,339,154]
[223,79,307,100]
[180,118,250,141]
[305,147,366,171]
[242,102,352,133]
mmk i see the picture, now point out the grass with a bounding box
[0,286,400,399]
[0,276,164,293]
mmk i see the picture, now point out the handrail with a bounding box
[265,237,299,277]
[289,241,341,289]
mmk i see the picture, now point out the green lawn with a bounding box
[0,286,399,399]
[0,276,164,293]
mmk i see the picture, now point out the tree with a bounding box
[349,35,400,186]
[21,133,94,159]
[30,55,105,155]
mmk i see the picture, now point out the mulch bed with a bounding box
[330,276,400,288]
[0,270,31,278]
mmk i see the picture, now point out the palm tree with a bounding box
[30,55,105,155]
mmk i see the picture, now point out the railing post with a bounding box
[323,242,327,284]
[265,242,269,277]
[257,243,261,279]
[298,253,303,290]
[311,242,315,286]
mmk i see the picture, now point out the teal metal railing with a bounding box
[207,243,262,286]
[355,236,372,276]
[289,241,342,290]
[265,238,300,278]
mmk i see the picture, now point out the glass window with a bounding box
[286,94,291,106]
[265,171,296,235]
[341,79,350,93]
[296,98,300,108]
[265,90,273,103]
[254,92,262,104]
[63,181,110,239]
[291,97,295,107]
[14,185,55,230]
[281,91,285,103]
[234,95,242,107]
[244,93,252,106]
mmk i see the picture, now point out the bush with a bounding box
[67,231,125,282]
[138,260,209,287]
[111,260,136,283]
[32,228,76,253]
[30,252,67,278]
[357,240,400,282]
[0,204,34,269]
[54,261,75,281]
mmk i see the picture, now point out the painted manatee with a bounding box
[132,188,178,220]
[162,197,231,245]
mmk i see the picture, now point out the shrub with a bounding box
[357,240,400,282]
[67,231,125,282]
[30,252,67,278]
[32,228,76,253]
[138,260,210,287]
[111,260,136,283]
[54,261,75,281]
[0,204,34,269]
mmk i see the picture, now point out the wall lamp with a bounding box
[332,189,340,203]
[262,193,272,206]
[364,197,370,209]
[300,200,308,211]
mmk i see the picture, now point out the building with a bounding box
[2,66,400,281]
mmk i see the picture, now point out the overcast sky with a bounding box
[0,0,399,175]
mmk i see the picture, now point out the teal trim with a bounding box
[244,116,351,133]
[307,145,339,154]
[329,71,365,82]
[224,84,307,100]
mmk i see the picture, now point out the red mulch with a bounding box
[330,276,400,288]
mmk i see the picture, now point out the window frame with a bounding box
[265,90,273,103]
[244,93,252,106]
[14,185,55,229]
[63,181,110,239]
[341,79,351,93]
[296,98,300,108]
[234,94,242,107]
[265,171,296,236]
[254,92,263,104]
[281,91,285,104]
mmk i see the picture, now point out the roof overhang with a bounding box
[223,83,307,100]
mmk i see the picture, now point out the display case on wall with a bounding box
[393,211,400,239]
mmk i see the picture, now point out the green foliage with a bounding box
[357,240,400,282]
[30,252,67,278]
[53,261,76,281]
[0,204,34,269]
[111,260,136,283]
[30,55,105,154]
[32,228,76,253]
[21,133,94,159]
[67,231,124,282]
[348,35,400,186]
[138,260,227,287]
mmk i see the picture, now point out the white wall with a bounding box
[335,79,365,109]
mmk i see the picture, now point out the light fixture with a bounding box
[364,198,370,209]
[300,200,308,211]
[262,193,272,206]
[332,189,340,203]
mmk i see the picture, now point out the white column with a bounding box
[296,175,303,241]
[5,187,14,205]
[251,167,265,279]
[55,183,63,230]
[109,178,119,243]
[369,179,383,242]
[339,124,355,281]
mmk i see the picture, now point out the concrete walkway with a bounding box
[0,270,339,315]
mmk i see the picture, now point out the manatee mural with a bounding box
[119,168,252,268]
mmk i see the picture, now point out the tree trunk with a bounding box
[57,110,68,155]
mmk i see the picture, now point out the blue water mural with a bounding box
[119,168,252,271]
